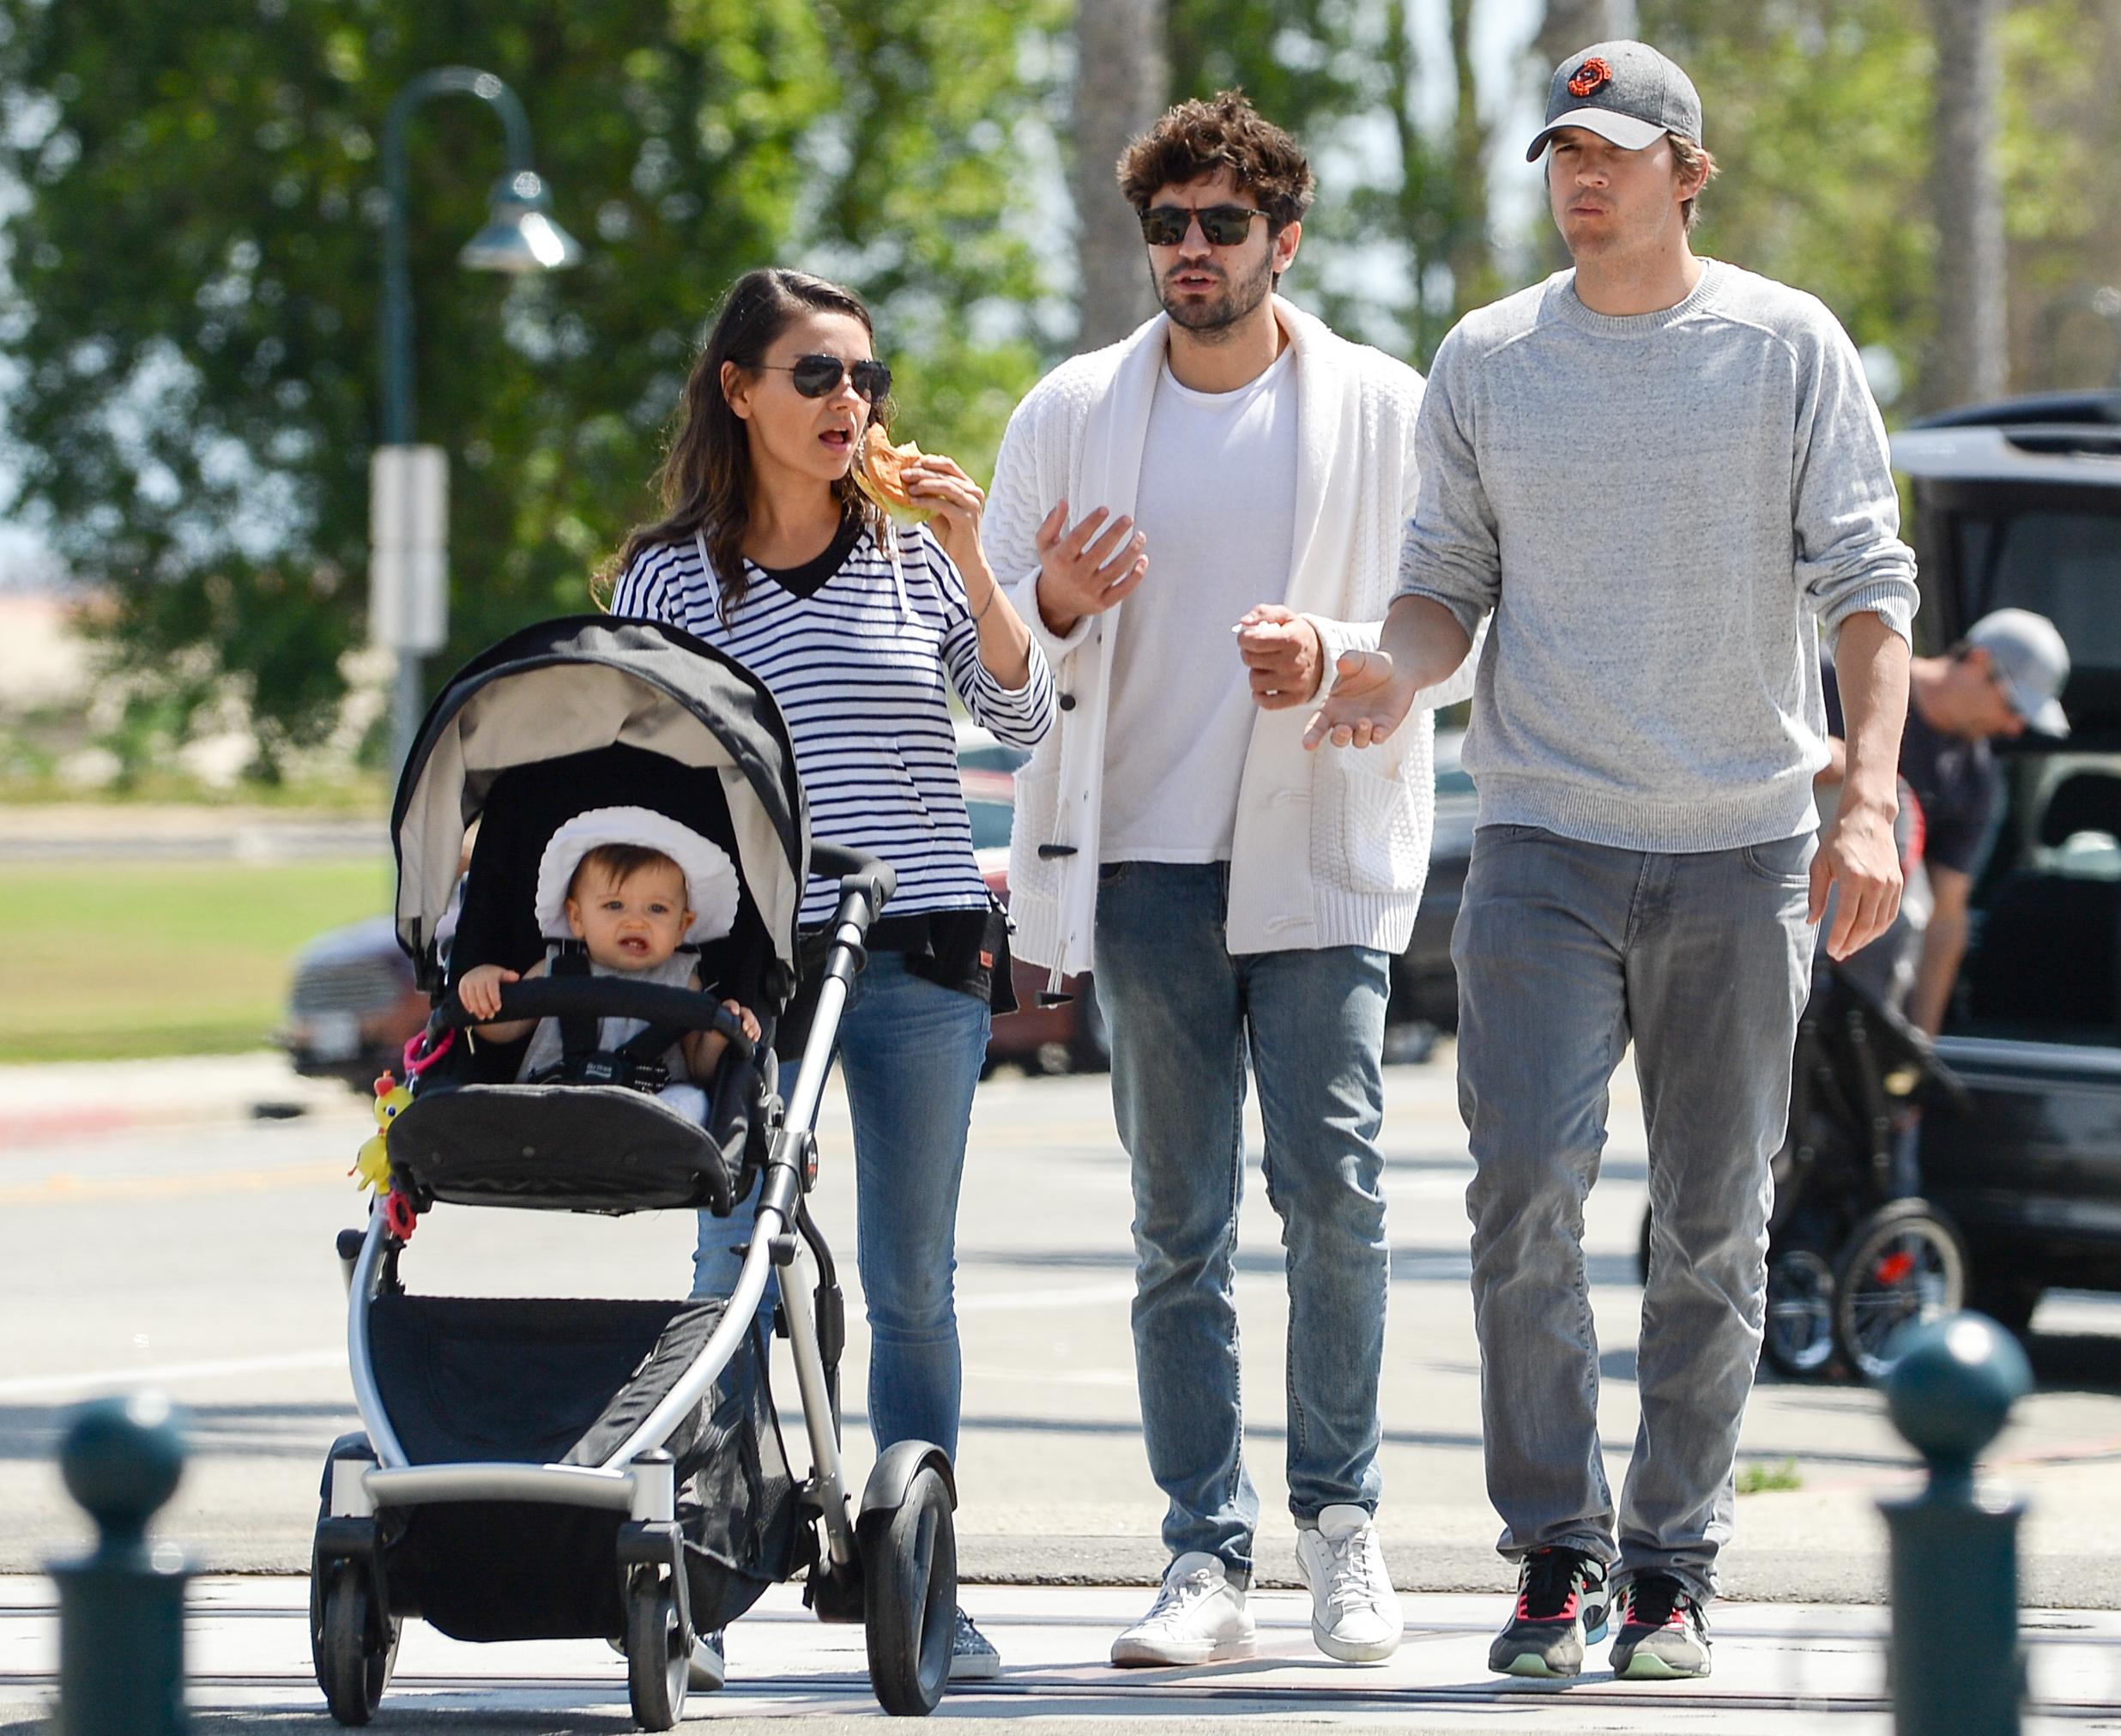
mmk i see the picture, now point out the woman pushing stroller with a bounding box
[603,266,1054,1678]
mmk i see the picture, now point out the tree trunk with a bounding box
[1073,0,1168,349]
[1532,0,1622,270]
[1444,0,1498,321]
[1927,0,2009,409]
[1535,0,1623,72]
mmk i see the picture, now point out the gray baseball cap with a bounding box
[1526,40,1704,162]
[1968,608,2070,736]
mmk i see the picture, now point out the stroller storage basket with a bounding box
[364,1293,801,1641]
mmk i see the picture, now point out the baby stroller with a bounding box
[311,616,959,1727]
[1635,958,1971,1382]
[1757,960,1971,1380]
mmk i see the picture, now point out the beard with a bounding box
[1154,249,1274,337]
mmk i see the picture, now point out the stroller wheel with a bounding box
[864,1466,958,1715]
[1832,1200,1967,1383]
[624,1573,689,1731]
[316,1562,396,1725]
[1761,1248,1839,1378]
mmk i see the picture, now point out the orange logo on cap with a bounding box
[1568,57,1614,98]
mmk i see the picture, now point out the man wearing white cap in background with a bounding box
[1304,39,1919,1680]
[1820,607,2071,1032]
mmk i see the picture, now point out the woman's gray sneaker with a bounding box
[1487,1547,1610,1678]
[949,1608,1000,1681]
[1610,1575,1712,1679]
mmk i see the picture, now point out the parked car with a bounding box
[278,914,425,1091]
[956,718,1031,777]
[1892,390,2121,1334]
[1391,727,1476,1032]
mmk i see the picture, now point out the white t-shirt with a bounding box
[1102,346,1300,862]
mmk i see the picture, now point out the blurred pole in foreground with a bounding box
[1879,1312,2031,1736]
[51,1392,189,1736]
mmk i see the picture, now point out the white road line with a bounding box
[0,1349,344,1400]
[0,1284,1142,1399]
[955,1280,1138,1315]
[961,1364,1137,1388]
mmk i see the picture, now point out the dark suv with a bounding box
[1895,390,2121,1332]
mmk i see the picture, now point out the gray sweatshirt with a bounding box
[1396,260,1918,853]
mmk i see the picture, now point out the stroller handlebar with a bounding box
[809,843,897,920]
[438,977,756,1065]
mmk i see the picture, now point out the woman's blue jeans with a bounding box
[691,950,990,1461]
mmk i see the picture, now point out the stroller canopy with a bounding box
[391,616,807,983]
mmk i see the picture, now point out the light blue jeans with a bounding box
[1453,826,1815,1603]
[691,950,989,1461]
[1093,861,1392,1582]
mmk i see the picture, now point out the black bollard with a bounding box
[1878,1313,2032,1736]
[49,1392,190,1736]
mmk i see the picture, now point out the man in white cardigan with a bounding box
[982,91,1473,1669]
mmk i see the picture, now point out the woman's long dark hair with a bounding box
[598,267,885,614]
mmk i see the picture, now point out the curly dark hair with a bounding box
[1116,90,1314,231]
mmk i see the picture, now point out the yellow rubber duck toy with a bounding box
[352,1072,414,1193]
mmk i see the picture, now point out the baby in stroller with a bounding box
[457,805,763,1121]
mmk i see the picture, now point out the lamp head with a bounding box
[459,169,582,274]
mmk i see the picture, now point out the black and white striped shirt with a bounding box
[612,522,1054,927]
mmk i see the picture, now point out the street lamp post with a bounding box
[373,66,582,781]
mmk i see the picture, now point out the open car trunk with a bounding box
[1894,394,2121,1288]
[1898,395,2121,1046]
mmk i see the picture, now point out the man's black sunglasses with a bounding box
[1139,203,1270,248]
[763,354,893,402]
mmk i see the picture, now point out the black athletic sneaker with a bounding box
[1610,1574,1711,1679]
[1487,1547,1610,1678]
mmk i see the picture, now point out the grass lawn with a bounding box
[0,858,393,1062]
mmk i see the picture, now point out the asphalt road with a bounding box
[9,1050,2121,1608]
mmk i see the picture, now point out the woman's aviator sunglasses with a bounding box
[763,354,892,403]
[1139,203,1270,248]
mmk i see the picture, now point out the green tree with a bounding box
[0,0,1057,767]
[1634,0,1935,400]
[1164,0,1495,365]
[1633,0,2121,414]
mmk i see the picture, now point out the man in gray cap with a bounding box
[1304,40,1920,1681]
[1821,607,2070,1031]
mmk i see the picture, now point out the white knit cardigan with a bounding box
[982,298,1477,982]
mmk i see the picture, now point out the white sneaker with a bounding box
[1294,1505,1403,1662]
[1109,1552,1257,1667]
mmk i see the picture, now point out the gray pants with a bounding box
[1453,825,1815,1602]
